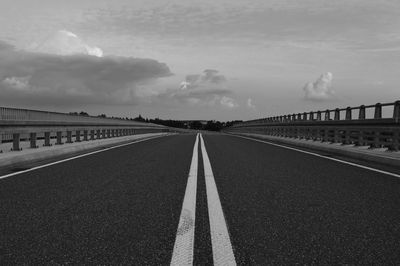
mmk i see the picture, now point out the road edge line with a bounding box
[230,134,400,179]
[0,134,168,180]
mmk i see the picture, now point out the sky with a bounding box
[0,0,399,121]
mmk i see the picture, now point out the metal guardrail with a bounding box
[0,107,169,152]
[227,101,400,151]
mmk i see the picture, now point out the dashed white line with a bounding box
[0,134,167,180]
[171,133,199,265]
[200,134,236,265]
[231,134,400,179]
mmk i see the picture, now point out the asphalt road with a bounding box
[1,133,400,265]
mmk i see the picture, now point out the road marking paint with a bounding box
[231,134,400,179]
[171,133,199,266]
[0,134,168,180]
[200,134,236,265]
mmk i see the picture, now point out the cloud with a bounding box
[158,69,238,108]
[180,69,227,90]
[0,39,172,107]
[220,96,238,109]
[32,30,103,57]
[247,98,256,109]
[303,72,334,101]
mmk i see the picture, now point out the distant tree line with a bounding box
[68,111,242,131]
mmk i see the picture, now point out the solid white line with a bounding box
[200,134,236,265]
[0,134,167,180]
[171,133,199,266]
[231,134,400,179]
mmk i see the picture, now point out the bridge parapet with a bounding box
[0,107,168,152]
[227,101,400,151]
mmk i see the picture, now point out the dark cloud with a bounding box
[0,41,13,51]
[185,74,201,84]
[0,40,172,107]
[181,69,227,90]
[202,69,226,84]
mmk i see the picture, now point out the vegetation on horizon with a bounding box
[68,111,242,131]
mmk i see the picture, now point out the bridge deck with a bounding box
[1,133,399,264]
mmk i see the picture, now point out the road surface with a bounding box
[1,133,400,265]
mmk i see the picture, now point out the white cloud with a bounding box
[179,80,190,90]
[32,30,103,57]
[247,98,256,109]
[220,96,238,109]
[303,72,334,101]
[2,76,30,90]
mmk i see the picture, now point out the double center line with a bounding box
[171,133,236,265]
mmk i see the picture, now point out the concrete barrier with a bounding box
[0,133,170,172]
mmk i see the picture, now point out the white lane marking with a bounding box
[171,133,199,266]
[231,134,400,179]
[200,134,236,265]
[0,134,168,180]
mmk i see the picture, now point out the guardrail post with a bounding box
[83,130,88,141]
[391,129,399,151]
[345,107,352,120]
[368,104,382,148]
[333,128,339,143]
[102,129,106,139]
[355,129,364,146]
[30,133,38,148]
[66,131,73,143]
[309,112,314,121]
[374,103,382,119]
[90,130,95,140]
[96,129,101,139]
[107,129,111,138]
[322,129,329,142]
[75,131,81,142]
[371,131,381,149]
[44,132,52,146]
[334,108,340,120]
[12,133,21,151]
[325,110,330,121]
[111,129,115,137]
[393,100,400,123]
[56,131,63,145]
[342,129,351,145]
[316,111,322,121]
[359,105,366,120]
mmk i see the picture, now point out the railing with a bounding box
[0,107,169,152]
[0,106,165,126]
[227,101,400,151]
